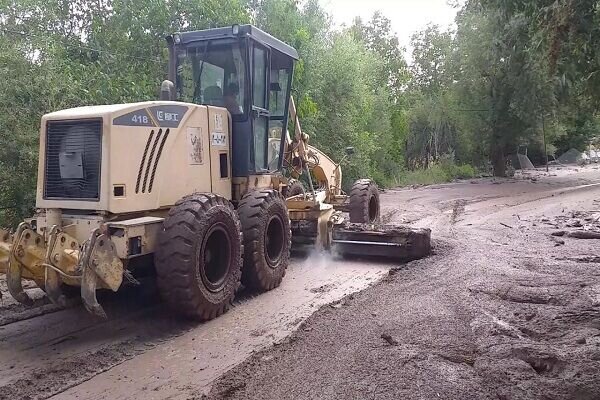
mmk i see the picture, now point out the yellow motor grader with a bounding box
[0,25,430,320]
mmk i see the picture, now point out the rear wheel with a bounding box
[349,179,380,223]
[238,189,291,291]
[154,193,242,320]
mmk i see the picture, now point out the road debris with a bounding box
[567,230,600,239]
[380,333,399,346]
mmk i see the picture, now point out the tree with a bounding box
[351,12,409,101]
[0,0,250,226]
[451,1,556,176]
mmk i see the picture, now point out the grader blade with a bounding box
[332,223,431,262]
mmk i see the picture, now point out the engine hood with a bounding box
[44,101,181,120]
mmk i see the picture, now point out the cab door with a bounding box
[250,42,270,173]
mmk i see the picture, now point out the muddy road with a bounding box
[206,166,600,400]
[2,165,600,399]
[0,243,390,399]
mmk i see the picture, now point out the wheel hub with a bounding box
[200,223,231,292]
[368,195,379,222]
[265,215,285,267]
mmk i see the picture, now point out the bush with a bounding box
[394,161,477,187]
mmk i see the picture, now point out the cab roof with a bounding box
[169,25,299,61]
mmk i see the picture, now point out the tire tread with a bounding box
[155,193,242,320]
[238,189,291,291]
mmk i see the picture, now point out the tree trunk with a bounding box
[491,128,506,177]
[492,148,506,177]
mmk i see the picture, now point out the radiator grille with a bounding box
[44,119,102,200]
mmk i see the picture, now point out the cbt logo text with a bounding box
[157,110,180,122]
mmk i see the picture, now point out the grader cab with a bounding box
[0,25,430,320]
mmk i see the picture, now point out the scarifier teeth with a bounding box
[6,223,34,306]
[81,263,107,319]
[44,226,67,307]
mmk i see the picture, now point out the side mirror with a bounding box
[160,80,175,101]
[345,147,355,156]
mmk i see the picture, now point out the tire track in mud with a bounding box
[0,321,194,400]
[0,282,191,399]
[52,258,391,400]
[0,256,392,400]
[0,303,63,327]
[0,281,58,326]
[205,172,600,400]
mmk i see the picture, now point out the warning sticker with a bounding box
[214,114,224,132]
[211,132,227,146]
[187,127,203,165]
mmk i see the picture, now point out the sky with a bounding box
[318,0,460,58]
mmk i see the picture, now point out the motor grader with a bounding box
[0,25,430,320]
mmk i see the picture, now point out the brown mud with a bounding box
[206,166,600,400]
[0,249,390,399]
[2,165,600,399]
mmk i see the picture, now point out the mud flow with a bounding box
[0,250,391,399]
[206,166,600,400]
[3,165,600,400]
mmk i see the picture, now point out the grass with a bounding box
[394,162,477,187]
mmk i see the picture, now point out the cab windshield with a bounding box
[175,41,247,117]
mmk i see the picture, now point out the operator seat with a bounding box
[204,86,224,107]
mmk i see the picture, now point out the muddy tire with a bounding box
[286,179,305,198]
[238,189,291,291]
[349,179,380,223]
[154,193,242,321]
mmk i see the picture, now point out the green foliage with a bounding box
[351,12,409,101]
[395,158,477,187]
[405,0,600,177]
[0,0,250,225]
[410,25,454,94]
[299,33,384,183]
[1,0,600,226]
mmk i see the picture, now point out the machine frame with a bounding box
[0,25,423,321]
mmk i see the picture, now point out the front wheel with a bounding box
[154,193,242,321]
[286,179,305,198]
[349,179,380,223]
[238,189,291,291]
